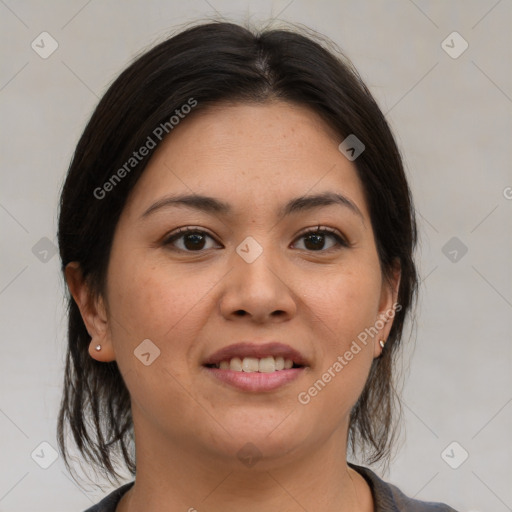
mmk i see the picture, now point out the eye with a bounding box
[292,226,348,251]
[163,227,221,252]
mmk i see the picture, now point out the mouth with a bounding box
[204,356,303,372]
[202,342,309,392]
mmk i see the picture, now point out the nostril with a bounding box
[234,310,247,316]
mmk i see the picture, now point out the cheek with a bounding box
[305,262,382,347]
[105,257,214,364]
[297,259,381,411]
[104,259,215,420]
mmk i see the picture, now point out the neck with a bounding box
[117,420,373,512]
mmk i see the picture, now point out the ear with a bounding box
[373,260,401,358]
[65,262,116,362]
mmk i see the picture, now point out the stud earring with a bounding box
[95,344,102,351]
[379,340,385,349]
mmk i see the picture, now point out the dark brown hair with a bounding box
[57,20,417,482]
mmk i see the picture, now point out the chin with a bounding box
[197,416,313,468]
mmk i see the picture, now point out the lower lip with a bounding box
[203,367,305,392]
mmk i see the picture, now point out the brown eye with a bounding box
[304,232,329,250]
[164,228,221,252]
[292,228,347,252]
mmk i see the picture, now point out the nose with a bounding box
[219,249,297,324]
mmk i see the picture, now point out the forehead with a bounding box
[122,101,370,221]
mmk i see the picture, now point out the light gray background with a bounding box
[1,1,511,510]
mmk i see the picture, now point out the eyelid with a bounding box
[292,225,349,247]
[163,226,222,248]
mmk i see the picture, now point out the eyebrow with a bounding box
[141,191,364,221]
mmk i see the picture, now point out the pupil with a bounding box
[184,233,205,250]
[305,233,324,250]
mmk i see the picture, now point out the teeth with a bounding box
[242,357,259,372]
[258,356,275,373]
[215,356,296,372]
[229,357,243,371]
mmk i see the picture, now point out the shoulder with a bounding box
[83,482,134,512]
[350,464,459,512]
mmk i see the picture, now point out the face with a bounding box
[70,101,399,468]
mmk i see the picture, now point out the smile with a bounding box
[202,342,309,392]
[205,355,300,372]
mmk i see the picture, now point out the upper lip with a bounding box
[203,342,309,367]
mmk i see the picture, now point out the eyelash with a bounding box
[163,226,348,253]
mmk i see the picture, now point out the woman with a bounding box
[57,21,457,511]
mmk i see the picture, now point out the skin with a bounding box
[67,101,400,512]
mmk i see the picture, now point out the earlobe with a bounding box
[88,340,116,362]
[65,262,116,362]
[373,338,386,358]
